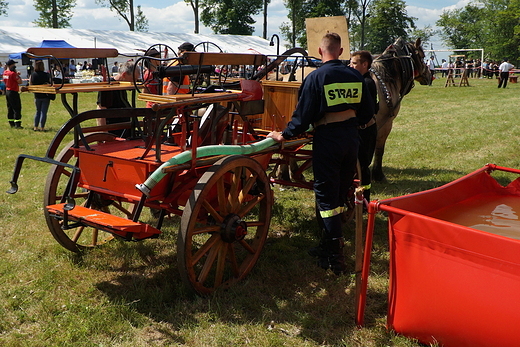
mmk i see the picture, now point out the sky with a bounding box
[3,0,470,53]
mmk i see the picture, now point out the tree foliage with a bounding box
[33,0,76,28]
[436,0,520,62]
[279,0,422,53]
[200,0,263,35]
[0,0,7,16]
[280,0,344,49]
[96,0,148,32]
[280,0,307,48]
[363,0,416,53]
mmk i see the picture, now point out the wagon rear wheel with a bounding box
[178,155,272,295]
[44,133,130,252]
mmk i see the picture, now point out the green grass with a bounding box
[0,77,518,346]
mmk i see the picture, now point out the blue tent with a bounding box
[8,52,23,60]
[9,40,76,62]
[38,40,75,48]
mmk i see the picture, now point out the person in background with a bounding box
[3,59,23,128]
[69,59,77,77]
[111,61,119,74]
[350,50,379,207]
[53,64,63,84]
[441,59,448,77]
[97,61,140,137]
[426,56,435,85]
[268,33,374,275]
[26,61,34,81]
[142,48,161,108]
[0,64,5,95]
[165,42,195,95]
[76,61,83,74]
[498,58,514,88]
[29,60,52,132]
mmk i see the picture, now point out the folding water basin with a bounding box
[358,164,520,347]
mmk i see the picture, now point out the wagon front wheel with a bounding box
[178,155,273,295]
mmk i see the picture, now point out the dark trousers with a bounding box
[6,90,22,127]
[358,122,377,202]
[498,72,509,88]
[313,120,359,239]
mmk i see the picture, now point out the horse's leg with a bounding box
[372,117,394,183]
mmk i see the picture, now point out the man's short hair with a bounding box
[321,32,341,52]
[352,50,373,69]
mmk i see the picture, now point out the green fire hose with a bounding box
[136,138,278,196]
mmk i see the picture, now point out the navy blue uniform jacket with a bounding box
[281,60,374,139]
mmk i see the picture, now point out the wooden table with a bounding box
[26,81,138,118]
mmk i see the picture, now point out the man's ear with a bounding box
[318,47,323,56]
[339,47,344,56]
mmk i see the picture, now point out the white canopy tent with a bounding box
[0,26,279,67]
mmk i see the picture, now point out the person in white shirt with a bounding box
[498,58,514,88]
[426,56,435,85]
[441,59,448,77]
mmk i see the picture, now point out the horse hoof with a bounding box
[372,171,387,183]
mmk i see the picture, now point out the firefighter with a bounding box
[267,33,374,275]
[3,59,24,128]
[165,42,195,95]
[142,48,161,108]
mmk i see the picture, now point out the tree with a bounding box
[33,0,76,28]
[0,0,7,16]
[364,0,417,53]
[436,0,520,61]
[280,0,344,49]
[436,4,487,50]
[263,0,271,39]
[280,0,306,48]
[200,0,263,35]
[348,0,371,50]
[184,0,200,34]
[96,0,148,32]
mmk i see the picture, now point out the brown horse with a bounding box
[370,37,431,182]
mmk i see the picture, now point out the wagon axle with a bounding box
[221,214,247,243]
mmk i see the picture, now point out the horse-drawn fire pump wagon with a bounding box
[7,44,355,295]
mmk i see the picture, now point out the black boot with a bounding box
[327,238,347,275]
[309,237,347,275]
[308,238,333,270]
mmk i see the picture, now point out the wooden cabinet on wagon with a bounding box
[260,80,301,131]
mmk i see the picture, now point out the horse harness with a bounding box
[370,40,418,126]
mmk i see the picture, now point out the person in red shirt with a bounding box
[3,59,23,128]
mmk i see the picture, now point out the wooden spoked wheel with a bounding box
[178,155,273,295]
[43,133,131,252]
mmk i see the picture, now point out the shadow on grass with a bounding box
[373,166,467,196]
[88,167,464,345]
[86,215,397,345]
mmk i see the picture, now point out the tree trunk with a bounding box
[129,0,135,31]
[263,0,268,39]
[52,0,58,28]
[194,0,199,34]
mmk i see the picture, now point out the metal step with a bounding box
[46,203,161,240]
